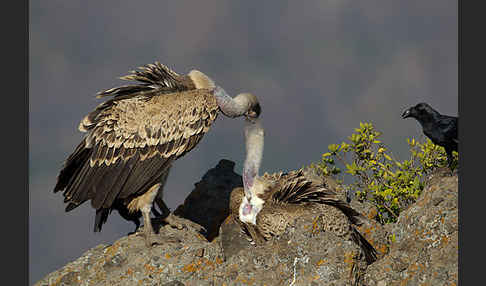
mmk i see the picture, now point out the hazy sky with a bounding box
[29,1,457,284]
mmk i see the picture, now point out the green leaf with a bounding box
[328,144,339,152]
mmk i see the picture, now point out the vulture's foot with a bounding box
[164,213,206,234]
[137,226,180,247]
[143,233,164,247]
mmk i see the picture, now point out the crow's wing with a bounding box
[437,115,458,142]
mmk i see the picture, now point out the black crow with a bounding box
[402,102,458,169]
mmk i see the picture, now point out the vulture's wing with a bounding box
[270,170,367,225]
[96,62,194,100]
[54,88,219,212]
[269,170,335,204]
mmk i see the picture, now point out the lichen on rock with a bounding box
[35,161,458,286]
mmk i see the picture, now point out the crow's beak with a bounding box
[402,108,411,119]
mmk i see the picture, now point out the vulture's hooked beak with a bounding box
[245,109,260,123]
[245,101,261,123]
[245,113,257,123]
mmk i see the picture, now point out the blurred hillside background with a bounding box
[29,1,457,284]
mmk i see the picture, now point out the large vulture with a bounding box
[229,118,377,264]
[54,62,261,246]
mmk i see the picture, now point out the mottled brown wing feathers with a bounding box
[269,170,336,204]
[267,170,366,226]
[81,62,195,132]
[55,88,219,212]
[84,89,218,164]
[54,140,90,194]
[96,62,194,99]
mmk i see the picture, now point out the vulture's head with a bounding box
[238,177,268,225]
[239,93,261,123]
[211,86,262,121]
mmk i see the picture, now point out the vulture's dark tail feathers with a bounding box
[94,208,110,232]
[351,227,378,265]
[53,140,90,195]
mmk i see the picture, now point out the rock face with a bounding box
[174,159,243,241]
[35,162,458,286]
[35,225,224,286]
[362,167,458,286]
[219,210,370,285]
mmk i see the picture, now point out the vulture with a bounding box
[54,61,261,247]
[402,102,458,170]
[229,118,377,264]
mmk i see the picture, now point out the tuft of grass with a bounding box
[310,122,458,224]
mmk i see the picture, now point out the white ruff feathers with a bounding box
[239,178,266,225]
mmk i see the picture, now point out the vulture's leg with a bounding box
[154,197,171,218]
[129,183,179,247]
[140,205,164,247]
[136,184,165,246]
[153,166,206,234]
[139,205,181,247]
[112,201,142,235]
[150,205,162,217]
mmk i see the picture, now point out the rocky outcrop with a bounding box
[219,209,370,285]
[362,168,458,286]
[35,162,458,286]
[174,159,243,241]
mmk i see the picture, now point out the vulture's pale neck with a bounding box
[239,118,265,225]
[243,118,264,197]
[213,86,256,118]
